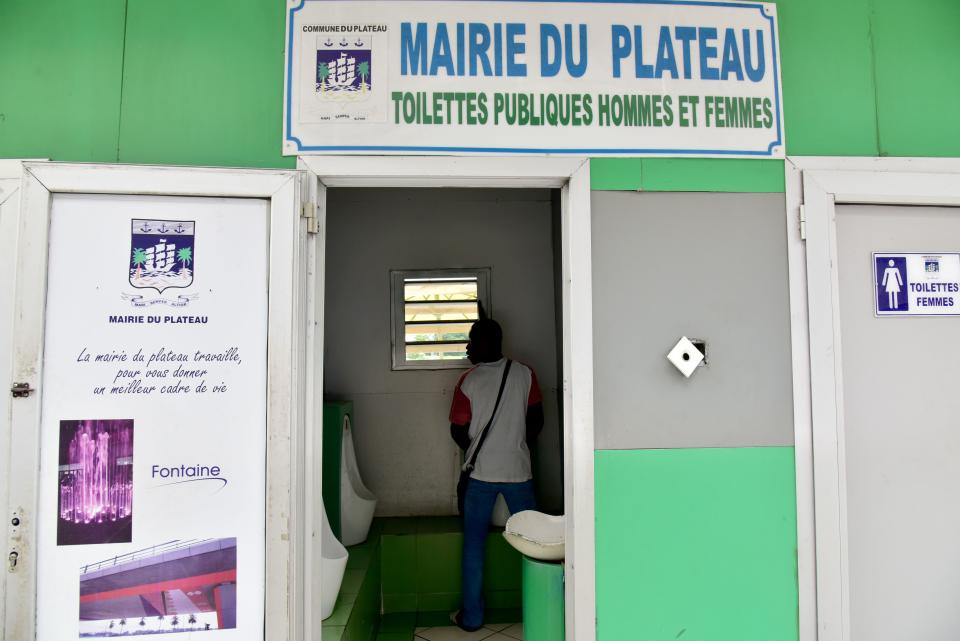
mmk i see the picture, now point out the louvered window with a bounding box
[391,269,491,370]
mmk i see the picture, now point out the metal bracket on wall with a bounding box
[799,204,807,241]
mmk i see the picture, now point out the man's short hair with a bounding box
[470,318,503,348]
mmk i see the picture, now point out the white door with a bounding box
[833,204,960,641]
[796,159,960,641]
[3,163,307,641]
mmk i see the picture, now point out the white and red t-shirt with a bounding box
[449,358,542,483]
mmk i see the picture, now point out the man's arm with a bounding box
[526,402,544,444]
[449,371,472,452]
[451,422,471,452]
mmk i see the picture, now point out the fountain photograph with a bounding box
[57,419,134,546]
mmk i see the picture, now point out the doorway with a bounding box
[298,156,595,641]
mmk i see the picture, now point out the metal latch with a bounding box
[10,382,34,398]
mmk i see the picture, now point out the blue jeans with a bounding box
[461,478,536,629]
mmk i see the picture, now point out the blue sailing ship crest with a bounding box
[129,219,195,293]
[316,35,372,96]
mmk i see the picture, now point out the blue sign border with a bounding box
[285,0,783,156]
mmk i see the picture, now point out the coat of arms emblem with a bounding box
[316,35,372,98]
[129,219,195,293]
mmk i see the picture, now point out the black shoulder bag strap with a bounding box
[458,360,513,515]
[464,359,513,473]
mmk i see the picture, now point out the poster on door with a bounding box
[36,193,269,639]
[874,253,960,316]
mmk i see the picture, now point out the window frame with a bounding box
[390,267,491,370]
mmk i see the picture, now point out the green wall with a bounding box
[0,1,126,162]
[0,0,294,168]
[2,0,958,175]
[595,448,799,641]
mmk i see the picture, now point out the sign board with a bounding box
[36,193,269,639]
[283,0,784,157]
[874,253,960,316]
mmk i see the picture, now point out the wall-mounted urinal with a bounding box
[340,414,377,546]
[320,499,348,620]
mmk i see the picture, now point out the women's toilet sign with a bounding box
[874,253,960,316]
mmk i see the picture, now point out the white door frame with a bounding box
[4,162,305,641]
[785,156,960,641]
[0,159,45,641]
[296,155,596,641]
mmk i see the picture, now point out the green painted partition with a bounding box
[595,447,798,641]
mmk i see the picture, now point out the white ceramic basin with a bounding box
[503,510,565,561]
[319,499,348,620]
[340,415,377,546]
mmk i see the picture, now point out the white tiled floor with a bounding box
[415,622,522,641]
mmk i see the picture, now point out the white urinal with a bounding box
[320,499,348,620]
[340,414,377,546]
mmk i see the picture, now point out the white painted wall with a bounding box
[591,191,794,449]
[323,188,562,516]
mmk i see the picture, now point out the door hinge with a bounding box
[799,204,807,241]
[301,202,318,235]
[10,382,34,398]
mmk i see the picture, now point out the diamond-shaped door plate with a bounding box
[667,336,704,378]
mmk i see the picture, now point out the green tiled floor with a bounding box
[324,517,523,641]
[379,517,523,615]
[376,612,417,641]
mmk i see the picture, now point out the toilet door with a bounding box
[805,199,960,641]
[4,163,307,641]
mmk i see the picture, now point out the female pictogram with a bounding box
[882,259,904,309]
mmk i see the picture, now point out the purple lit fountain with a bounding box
[57,419,134,546]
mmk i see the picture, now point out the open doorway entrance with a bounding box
[321,186,562,639]
[299,155,595,641]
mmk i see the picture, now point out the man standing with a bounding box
[449,317,544,631]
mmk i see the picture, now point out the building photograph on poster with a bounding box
[78,538,238,637]
[58,419,134,546]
